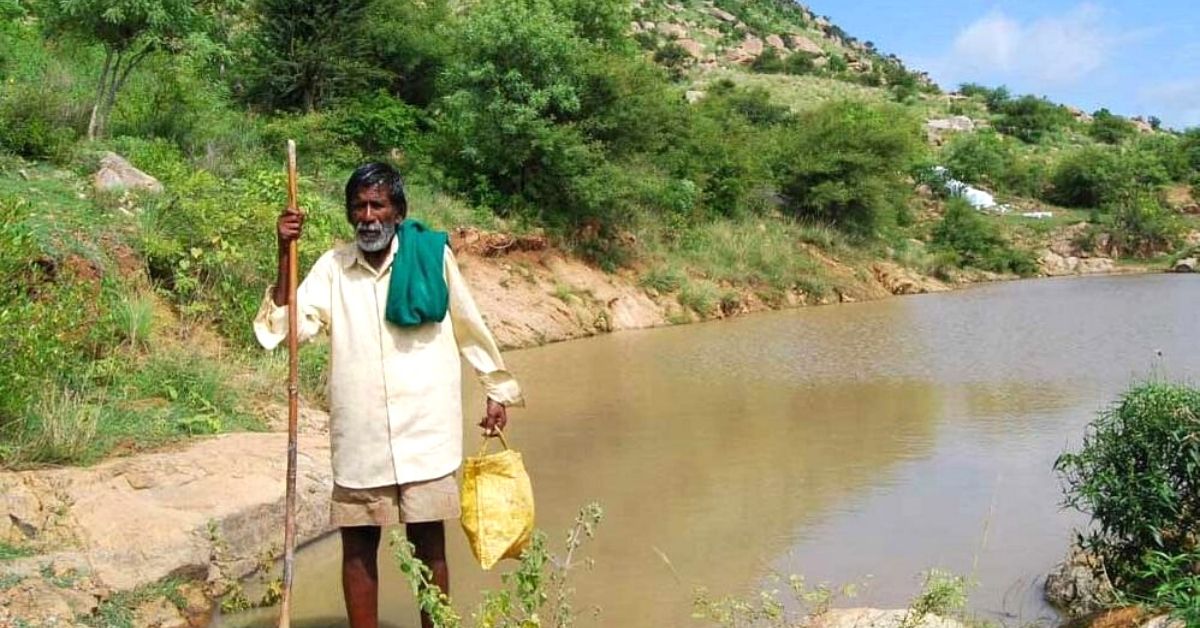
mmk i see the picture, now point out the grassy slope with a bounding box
[2,0,1194,471]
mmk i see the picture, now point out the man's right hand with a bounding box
[277,208,305,249]
[273,208,305,306]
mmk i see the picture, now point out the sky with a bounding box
[806,1,1200,129]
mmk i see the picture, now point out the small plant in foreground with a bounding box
[1129,549,1200,624]
[392,502,604,628]
[1055,381,1200,612]
[692,573,859,627]
[901,569,969,628]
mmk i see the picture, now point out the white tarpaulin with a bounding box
[931,166,1010,213]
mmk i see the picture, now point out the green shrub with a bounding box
[785,52,817,75]
[774,100,924,237]
[0,80,86,161]
[957,83,1010,111]
[678,279,719,316]
[993,95,1074,143]
[1181,128,1200,172]
[931,198,1036,275]
[941,130,1010,186]
[1047,146,1129,208]
[1055,382,1200,596]
[331,90,422,159]
[241,0,388,112]
[261,113,363,176]
[1101,192,1182,258]
[653,42,690,78]
[750,47,786,74]
[1088,108,1137,144]
[1132,549,1200,624]
[1130,133,1191,183]
[0,194,95,423]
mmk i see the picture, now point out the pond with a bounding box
[224,273,1200,627]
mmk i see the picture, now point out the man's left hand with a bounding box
[479,398,507,436]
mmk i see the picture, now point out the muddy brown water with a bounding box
[222,274,1200,628]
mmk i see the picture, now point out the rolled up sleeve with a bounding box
[253,252,333,350]
[446,247,524,407]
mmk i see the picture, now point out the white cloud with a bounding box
[1139,79,1200,129]
[926,4,1137,90]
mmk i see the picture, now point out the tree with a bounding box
[1089,108,1136,145]
[41,0,207,139]
[993,94,1073,143]
[773,100,924,236]
[242,0,385,112]
[435,0,599,214]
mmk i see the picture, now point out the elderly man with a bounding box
[254,162,522,628]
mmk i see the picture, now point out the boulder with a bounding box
[1044,547,1118,616]
[685,90,706,104]
[1039,251,1078,276]
[1142,615,1187,628]
[1131,116,1154,133]
[765,34,787,52]
[1172,257,1196,273]
[0,432,332,593]
[132,597,188,628]
[657,22,688,39]
[93,152,163,195]
[814,608,965,628]
[708,7,737,22]
[788,34,825,56]
[677,38,705,59]
[871,262,949,295]
[740,35,763,57]
[925,116,976,133]
[726,35,764,63]
[1078,257,1115,274]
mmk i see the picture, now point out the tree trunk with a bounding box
[87,45,153,140]
[87,50,115,141]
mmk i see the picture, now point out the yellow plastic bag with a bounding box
[460,431,535,570]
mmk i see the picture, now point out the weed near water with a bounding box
[84,577,189,628]
[392,503,603,628]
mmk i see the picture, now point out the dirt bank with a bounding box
[449,225,1144,351]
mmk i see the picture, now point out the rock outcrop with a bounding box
[814,608,964,628]
[93,152,163,195]
[788,33,825,56]
[1,433,331,593]
[1038,251,1116,276]
[1044,547,1118,617]
[872,262,949,295]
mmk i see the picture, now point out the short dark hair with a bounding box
[345,162,408,220]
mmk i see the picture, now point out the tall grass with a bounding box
[13,387,100,465]
[672,218,829,292]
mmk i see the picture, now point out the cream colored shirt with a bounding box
[253,237,523,489]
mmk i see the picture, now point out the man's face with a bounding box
[349,185,401,252]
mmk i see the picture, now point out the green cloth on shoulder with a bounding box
[385,219,450,327]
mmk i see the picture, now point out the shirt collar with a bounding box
[339,234,398,275]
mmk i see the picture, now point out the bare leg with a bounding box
[407,521,448,628]
[341,525,381,628]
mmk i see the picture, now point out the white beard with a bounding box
[356,221,396,252]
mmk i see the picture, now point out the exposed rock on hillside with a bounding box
[93,152,163,196]
[788,33,825,56]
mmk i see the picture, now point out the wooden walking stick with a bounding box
[279,139,301,628]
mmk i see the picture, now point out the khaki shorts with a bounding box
[330,474,461,527]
